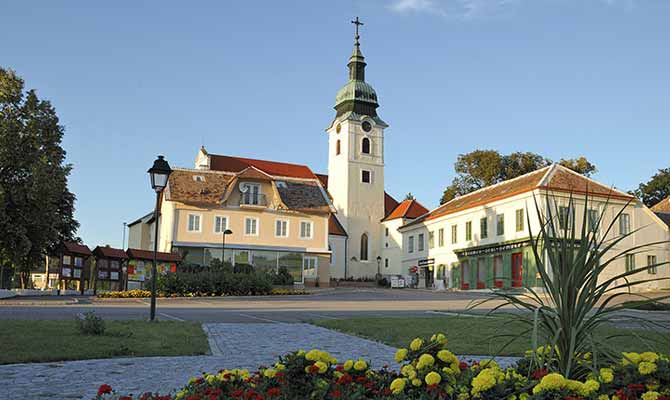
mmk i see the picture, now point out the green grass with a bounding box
[0,319,209,365]
[314,316,670,357]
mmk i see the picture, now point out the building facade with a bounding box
[398,164,670,291]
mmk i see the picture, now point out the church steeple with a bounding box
[333,17,385,124]
[348,17,366,81]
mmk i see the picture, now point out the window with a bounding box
[496,214,505,236]
[362,137,371,154]
[558,206,573,230]
[465,221,472,241]
[360,234,369,261]
[329,244,335,266]
[214,216,228,233]
[515,209,524,232]
[480,217,488,239]
[625,254,635,273]
[385,227,389,237]
[336,139,341,155]
[241,183,261,205]
[385,258,389,268]
[647,255,658,274]
[428,231,435,249]
[244,217,258,236]
[451,225,457,244]
[418,233,424,251]
[588,209,599,232]
[408,236,415,253]
[438,228,444,247]
[275,219,288,238]
[300,221,313,239]
[361,170,371,183]
[303,256,318,278]
[187,214,201,232]
[619,213,631,236]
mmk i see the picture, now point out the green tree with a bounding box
[634,168,670,207]
[440,150,597,204]
[0,68,79,288]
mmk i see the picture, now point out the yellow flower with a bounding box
[274,363,286,371]
[395,348,408,363]
[410,338,424,351]
[425,371,442,386]
[305,349,321,361]
[417,354,436,369]
[641,352,660,363]
[353,359,368,371]
[598,395,610,400]
[638,361,657,375]
[437,349,457,363]
[622,352,641,365]
[314,361,328,374]
[401,365,417,379]
[471,368,503,395]
[263,368,277,378]
[343,360,354,371]
[642,391,660,400]
[390,378,406,394]
[581,379,600,396]
[600,368,614,383]
[412,378,422,387]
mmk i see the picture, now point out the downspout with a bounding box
[344,237,348,280]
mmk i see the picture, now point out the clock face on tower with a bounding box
[362,121,372,132]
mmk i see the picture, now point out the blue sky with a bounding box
[2,0,669,248]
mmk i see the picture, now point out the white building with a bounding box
[398,164,670,291]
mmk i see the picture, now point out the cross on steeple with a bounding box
[351,17,364,44]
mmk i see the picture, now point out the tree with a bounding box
[0,68,79,288]
[403,192,415,201]
[634,168,670,207]
[440,150,597,204]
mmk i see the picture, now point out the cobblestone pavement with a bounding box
[0,323,520,400]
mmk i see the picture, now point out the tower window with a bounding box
[360,233,369,261]
[361,170,371,183]
[361,137,371,154]
[336,139,341,155]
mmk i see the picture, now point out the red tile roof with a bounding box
[403,164,634,229]
[126,248,182,263]
[93,246,129,260]
[63,242,92,256]
[382,199,429,222]
[329,214,347,236]
[209,154,317,180]
[384,193,400,218]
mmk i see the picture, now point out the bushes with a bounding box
[270,266,294,286]
[76,311,105,335]
[97,289,152,298]
[94,331,670,400]
[158,270,273,296]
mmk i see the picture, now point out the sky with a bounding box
[2,0,669,248]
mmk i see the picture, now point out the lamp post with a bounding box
[121,265,128,291]
[222,229,233,264]
[147,155,172,321]
[376,256,382,277]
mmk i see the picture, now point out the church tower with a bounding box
[326,18,388,278]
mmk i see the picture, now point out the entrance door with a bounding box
[461,261,470,290]
[477,258,487,289]
[511,253,523,287]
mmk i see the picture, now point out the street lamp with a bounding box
[147,155,172,321]
[121,265,128,291]
[376,256,382,277]
[222,229,233,264]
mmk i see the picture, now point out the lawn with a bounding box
[0,319,209,365]
[314,316,670,357]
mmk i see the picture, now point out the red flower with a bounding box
[336,374,353,385]
[329,389,342,398]
[230,389,244,398]
[355,376,368,384]
[459,361,468,370]
[628,384,645,392]
[335,365,344,372]
[97,384,113,396]
[119,397,132,400]
[266,387,281,397]
[532,368,549,379]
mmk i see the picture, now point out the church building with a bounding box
[127,19,425,285]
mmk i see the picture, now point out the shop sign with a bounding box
[418,258,435,267]
[457,240,531,257]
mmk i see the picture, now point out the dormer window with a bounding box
[193,175,205,182]
[276,181,287,189]
[240,182,262,206]
[361,137,370,154]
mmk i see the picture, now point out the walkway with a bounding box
[0,323,519,400]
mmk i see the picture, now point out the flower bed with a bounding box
[94,332,670,400]
[97,288,309,298]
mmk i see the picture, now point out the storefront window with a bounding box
[303,256,318,278]
[279,252,303,283]
[235,250,250,265]
[253,251,278,273]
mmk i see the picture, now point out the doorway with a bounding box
[511,252,523,287]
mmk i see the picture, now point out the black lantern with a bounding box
[148,155,172,193]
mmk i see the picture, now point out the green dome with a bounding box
[335,80,378,108]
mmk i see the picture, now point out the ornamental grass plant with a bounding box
[475,192,670,379]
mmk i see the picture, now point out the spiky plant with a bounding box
[477,192,670,379]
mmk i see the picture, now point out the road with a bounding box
[0,288,667,328]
